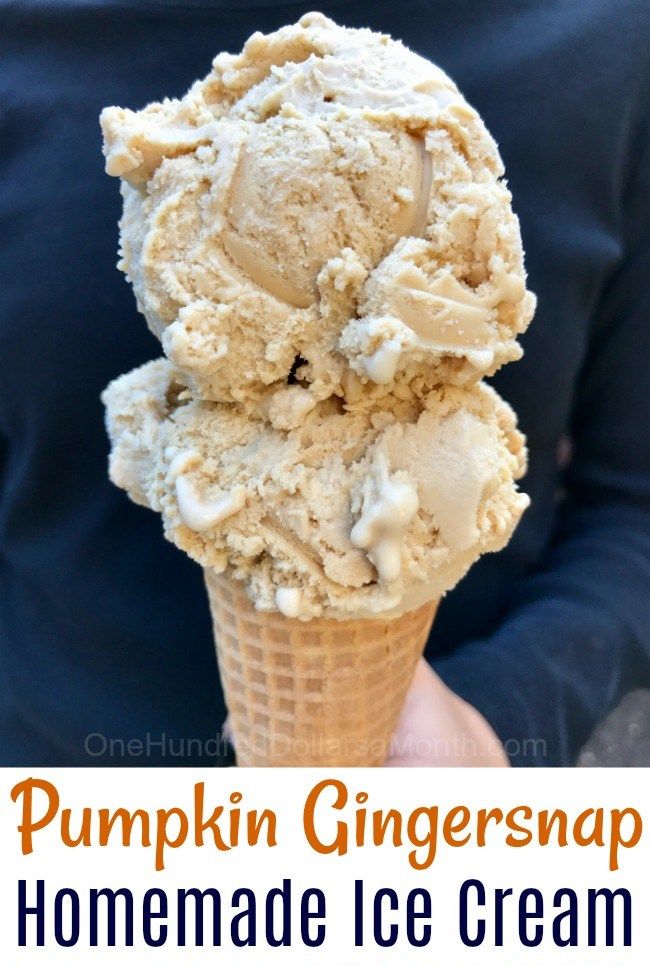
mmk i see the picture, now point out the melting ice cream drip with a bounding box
[359,254,527,385]
[362,334,404,385]
[275,587,303,618]
[351,452,419,583]
[410,140,433,239]
[168,450,246,533]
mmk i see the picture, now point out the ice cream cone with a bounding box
[205,568,438,766]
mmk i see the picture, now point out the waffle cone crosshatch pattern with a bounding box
[205,569,438,766]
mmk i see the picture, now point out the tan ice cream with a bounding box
[100,13,534,625]
[102,358,528,620]
[101,12,534,409]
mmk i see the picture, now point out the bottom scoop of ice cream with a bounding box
[102,358,529,619]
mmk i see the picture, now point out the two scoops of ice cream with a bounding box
[101,12,534,627]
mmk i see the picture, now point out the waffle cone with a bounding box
[205,569,438,766]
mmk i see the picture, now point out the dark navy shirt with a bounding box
[2,0,649,766]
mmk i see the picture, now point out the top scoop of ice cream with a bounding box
[101,12,535,408]
[102,359,529,620]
